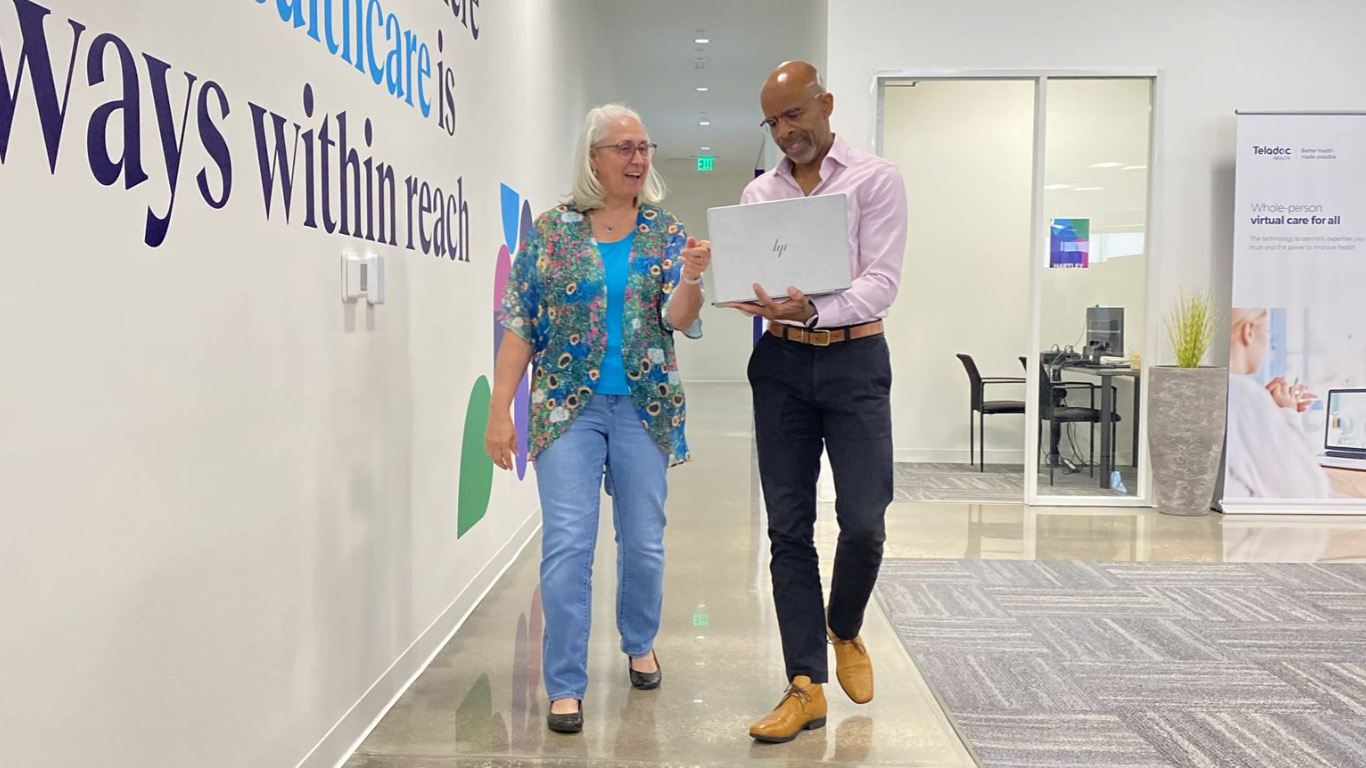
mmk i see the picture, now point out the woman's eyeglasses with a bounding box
[593,141,658,160]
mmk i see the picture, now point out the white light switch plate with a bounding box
[366,254,385,305]
[341,253,363,302]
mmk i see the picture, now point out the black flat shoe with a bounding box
[547,700,583,734]
[629,650,662,691]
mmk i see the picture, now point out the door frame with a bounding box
[872,69,1164,507]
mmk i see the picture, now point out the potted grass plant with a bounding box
[1148,290,1227,515]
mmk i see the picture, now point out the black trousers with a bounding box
[747,330,893,684]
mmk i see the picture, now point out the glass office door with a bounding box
[876,72,1158,507]
[1034,78,1154,504]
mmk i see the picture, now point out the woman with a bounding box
[485,104,709,733]
[1225,307,1332,499]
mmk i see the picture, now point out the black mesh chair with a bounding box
[956,354,1025,472]
[1037,360,1121,485]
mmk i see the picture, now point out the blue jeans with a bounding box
[535,395,669,701]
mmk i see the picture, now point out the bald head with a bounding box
[762,61,825,99]
[759,61,834,169]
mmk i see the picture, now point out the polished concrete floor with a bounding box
[345,383,1366,768]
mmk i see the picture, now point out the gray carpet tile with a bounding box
[886,617,1051,654]
[1100,562,1277,587]
[1301,590,1366,620]
[1245,562,1366,591]
[877,580,1011,620]
[879,558,977,584]
[891,462,1141,502]
[1063,660,1322,712]
[1127,710,1366,768]
[1196,623,1366,661]
[987,587,1174,618]
[913,652,1097,712]
[1264,661,1366,717]
[965,559,1131,589]
[876,559,1366,767]
[1021,617,1221,662]
[951,712,1174,768]
[1138,585,1336,623]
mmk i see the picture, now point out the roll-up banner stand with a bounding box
[1221,111,1366,514]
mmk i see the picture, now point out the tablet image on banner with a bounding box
[1224,307,1366,502]
[1222,112,1366,511]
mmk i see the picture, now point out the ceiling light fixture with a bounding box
[694,37,710,44]
[699,120,710,126]
[696,87,709,92]
[701,146,711,151]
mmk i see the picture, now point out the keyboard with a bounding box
[1320,454,1366,471]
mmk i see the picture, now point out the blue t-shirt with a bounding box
[596,233,634,395]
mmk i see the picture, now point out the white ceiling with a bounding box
[588,0,828,176]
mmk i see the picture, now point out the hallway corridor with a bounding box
[342,384,1360,767]
[344,383,974,767]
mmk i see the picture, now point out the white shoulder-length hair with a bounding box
[569,104,667,211]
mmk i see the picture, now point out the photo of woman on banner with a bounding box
[1225,307,1336,499]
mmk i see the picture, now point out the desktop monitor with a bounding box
[1086,307,1124,357]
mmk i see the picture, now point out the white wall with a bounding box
[0,2,610,767]
[662,166,758,382]
[828,0,1366,369]
[881,81,1034,463]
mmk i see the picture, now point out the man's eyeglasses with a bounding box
[760,94,824,131]
[593,141,658,160]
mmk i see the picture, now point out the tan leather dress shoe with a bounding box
[748,675,828,743]
[829,629,874,704]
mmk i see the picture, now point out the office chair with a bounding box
[955,354,1025,472]
[1037,360,1121,486]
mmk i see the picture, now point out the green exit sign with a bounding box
[697,155,716,172]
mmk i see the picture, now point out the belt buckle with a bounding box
[809,329,832,347]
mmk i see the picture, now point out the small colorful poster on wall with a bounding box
[1050,218,1090,268]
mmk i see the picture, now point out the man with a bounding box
[733,61,908,743]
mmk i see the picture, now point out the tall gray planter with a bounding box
[1147,366,1228,515]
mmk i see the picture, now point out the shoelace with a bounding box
[778,682,813,709]
[831,635,868,655]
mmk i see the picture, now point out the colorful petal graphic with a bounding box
[500,183,520,251]
[514,370,530,479]
[519,200,533,251]
[458,376,494,537]
[493,244,511,360]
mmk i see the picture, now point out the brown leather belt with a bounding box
[768,320,885,347]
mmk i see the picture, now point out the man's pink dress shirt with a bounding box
[740,135,908,328]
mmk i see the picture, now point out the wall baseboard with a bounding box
[295,510,542,768]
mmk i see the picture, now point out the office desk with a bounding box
[1326,467,1366,499]
[1059,364,1141,490]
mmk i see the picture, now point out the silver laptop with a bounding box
[705,193,852,306]
[1319,389,1366,470]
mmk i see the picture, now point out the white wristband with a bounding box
[682,273,703,285]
